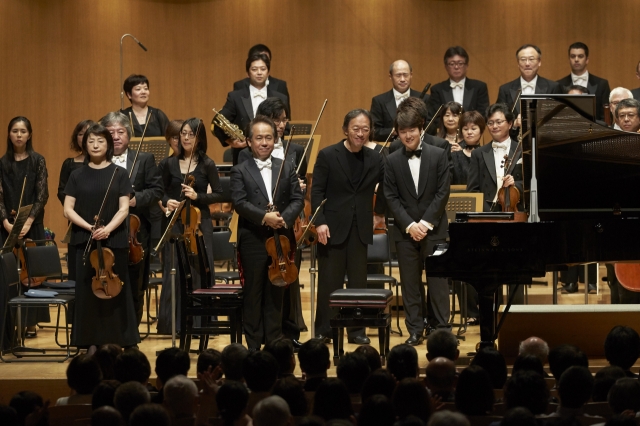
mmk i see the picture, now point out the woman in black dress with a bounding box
[156,118,223,334]
[0,116,50,336]
[120,74,170,137]
[436,101,464,152]
[58,120,94,281]
[63,123,139,351]
[452,111,485,185]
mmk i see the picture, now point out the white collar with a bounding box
[113,149,128,160]
[249,84,267,94]
[392,88,410,98]
[571,71,589,81]
[449,77,466,86]
[520,75,538,88]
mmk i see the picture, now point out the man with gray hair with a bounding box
[427,411,470,426]
[519,336,550,376]
[252,395,292,426]
[615,98,640,133]
[608,87,633,130]
[163,375,198,422]
[99,112,163,327]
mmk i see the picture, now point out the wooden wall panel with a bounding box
[1,0,638,236]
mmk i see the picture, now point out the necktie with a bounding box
[255,158,272,170]
[254,89,267,99]
[274,140,283,150]
[450,82,463,89]
[395,93,409,101]
[405,149,422,158]
[492,142,507,150]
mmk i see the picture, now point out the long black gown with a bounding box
[58,157,84,281]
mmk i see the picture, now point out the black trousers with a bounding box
[561,264,597,285]
[315,221,367,339]
[396,237,450,335]
[282,249,304,340]
[453,281,479,318]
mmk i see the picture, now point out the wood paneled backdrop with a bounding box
[1,0,638,237]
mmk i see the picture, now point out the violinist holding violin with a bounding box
[230,116,304,351]
[63,123,139,351]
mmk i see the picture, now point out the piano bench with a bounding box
[329,289,392,365]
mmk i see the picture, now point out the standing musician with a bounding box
[0,116,50,338]
[100,112,163,327]
[311,109,385,344]
[230,115,304,351]
[214,53,289,165]
[63,123,139,352]
[237,97,308,347]
[119,74,170,137]
[157,118,223,334]
[383,99,451,346]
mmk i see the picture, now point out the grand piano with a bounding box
[425,94,640,346]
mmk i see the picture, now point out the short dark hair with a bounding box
[313,378,353,421]
[271,376,308,417]
[114,348,151,384]
[358,395,396,426]
[216,381,249,424]
[246,53,271,73]
[361,368,396,402]
[354,345,382,373]
[566,84,590,94]
[471,347,508,389]
[393,378,433,422]
[387,344,418,381]
[221,343,248,381]
[608,378,640,414]
[342,109,373,141]
[155,347,190,386]
[444,46,469,65]
[437,101,464,139]
[558,366,594,409]
[459,111,486,135]
[426,329,459,361]
[243,350,279,392]
[70,120,94,152]
[504,370,549,415]
[9,391,43,426]
[248,44,271,59]
[501,407,537,426]
[569,42,589,57]
[82,123,115,161]
[516,44,542,58]
[93,344,122,381]
[615,99,640,120]
[548,344,589,382]
[164,119,184,144]
[67,354,102,395]
[123,75,149,103]
[593,366,626,402]
[512,354,545,377]
[395,97,427,132]
[92,380,121,410]
[298,339,330,376]
[177,118,207,160]
[336,352,371,394]
[256,97,289,121]
[247,115,278,140]
[129,403,170,426]
[197,348,221,374]
[486,103,515,124]
[113,381,150,422]
[264,338,295,377]
[604,325,640,371]
[91,406,123,426]
[455,365,494,416]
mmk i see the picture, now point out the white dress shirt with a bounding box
[393,88,410,107]
[492,138,511,195]
[450,78,466,105]
[249,85,268,117]
[520,75,538,95]
[404,151,433,234]
[571,71,589,87]
[272,138,285,160]
[112,149,128,170]
[255,156,273,203]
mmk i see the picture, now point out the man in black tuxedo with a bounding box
[609,87,634,130]
[384,98,451,346]
[466,103,524,345]
[230,116,304,351]
[427,46,490,129]
[214,53,289,165]
[232,44,290,114]
[311,109,385,344]
[556,42,610,122]
[370,60,430,142]
[101,111,164,325]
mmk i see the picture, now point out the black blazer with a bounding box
[126,151,163,222]
[384,142,450,241]
[230,156,304,241]
[466,141,523,212]
[311,141,384,246]
[232,76,290,115]
[557,73,611,121]
[370,89,430,141]
[497,76,563,114]
[426,77,490,124]
[632,88,640,101]
[237,140,307,177]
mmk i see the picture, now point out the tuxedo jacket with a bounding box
[557,73,610,121]
[632,87,640,101]
[426,78,491,124]
[230,156,304,242]
[466,141,524,212]
[232,76,290,115]
[311,141,384,246]
[497,76,563,114]
[237,140,307,177]
[384,142,450,241]
[125,151,163,223]
[370,89,430,141]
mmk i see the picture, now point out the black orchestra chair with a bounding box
[210,226,241,285]
[210,177,233,227]
[142,256,163,340]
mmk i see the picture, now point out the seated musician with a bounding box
[608,87,633,130]
[383,99,451,345]
[230,116,304,351]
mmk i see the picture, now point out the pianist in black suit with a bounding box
[384,98,451,345]
[556,42,610,123]
[466,103,524,344]
[370,60,430,142]
[427,46,490,131]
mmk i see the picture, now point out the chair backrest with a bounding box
[210,229,235,263]
[175,237,195,297]
[467,415,504,426]
[0,251,19,288]
[223,148,234,163]
[48,404,93,426]
[583,401,612,419]
[23,241,63,278]
[217,176,232,203]
[367,232,391,264]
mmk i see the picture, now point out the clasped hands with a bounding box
[409,222,429,241]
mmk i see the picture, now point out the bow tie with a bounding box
[395,93,409,101]
[274,140,283,150]
[253,89,267,99]
[522,83,535,91]
[113,153,127,162]
[450,82,463,89]
[255,158,272,170]
[573,76,587,84]
[492,142,508,150]
[405,149,422,158]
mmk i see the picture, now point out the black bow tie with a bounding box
[405,149,422,159]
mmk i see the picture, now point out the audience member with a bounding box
[9,391,44,426]
[358,394,396,426]
[425,357,457,402]
[504,370,549,415]
[312,378,355,423]
[271,376,308,417]
[593,366,626,402]
[57,353,102,405]
[154,347,191,403]
[92,380,121,410]
[426,330,459,361]
[197,348,222,374]
[253,395,292,426]
[604,325,640,377]
[512,354,545,377]
[298,338,330,391]
[336,352,371,395]
[93,344,122,380]
[91,406,124,426]
[500,407,537,426]
[129,403,171,426]
[264,337,296,378]
[393,378,433,424]
[549,366,595,418]
[548,344,589,385]
[387,344,419,381]
[221,343,249,382]
[0,405,19,426]
[607,378,640,416]
[361,368,397,402]
[114,381,151,423]
[216,381,251,426]
[470,347,508,389]
[244,350,279,414]
[604,417,638,426]
[355,345,382,373]
[163,375,198,423]
[114,347,152,385]
[455,365,494,416]
[519,336,549,374]
[427,411,470,426]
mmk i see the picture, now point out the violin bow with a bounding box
[83,167,119,263]
[128,112,151,180]
[423,104,444,137]
[511,89,522,115]
[271,126,296,205]
[16,177,26,215]
[296,100,328,175]
[296,198,327,250]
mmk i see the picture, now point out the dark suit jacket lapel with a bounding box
[399,148,418,199]
[241,87,254,120]
[443,85,454,104]
[271,157,282,198]
[246,159,270,201]
[385,91,397,121]
[335,142,353,188]
[356,149,372,189]
[126,151,134,175]
[417,142,430,197]
[463,83,474,111]
[510,80,521,113]
[483,146,497,184]
[587,75,597,97]
[536,77,549,94]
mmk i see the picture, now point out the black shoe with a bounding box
[248,347,260,353]
[561,282,578,293]
[405,333,424,346]
[347,335,371,345]
[588,283,597,293]
[315,334,331,344]
[425,324,437,336]
[291,339,303,352]
[466,318,480,326]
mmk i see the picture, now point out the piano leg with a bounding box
[476,283,524,348]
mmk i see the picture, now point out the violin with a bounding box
[266,205,299,287]
[493,135,528,222]
[90,217,123,299]
[180,174,202,255]
[296,199,327,250]
[127,114,150,265]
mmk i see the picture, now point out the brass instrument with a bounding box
[211,108,245,142]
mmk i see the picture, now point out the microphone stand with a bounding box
[120,34,148,109]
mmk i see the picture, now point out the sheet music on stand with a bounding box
[1,205,33,253]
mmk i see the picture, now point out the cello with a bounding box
[126,112,150,265]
